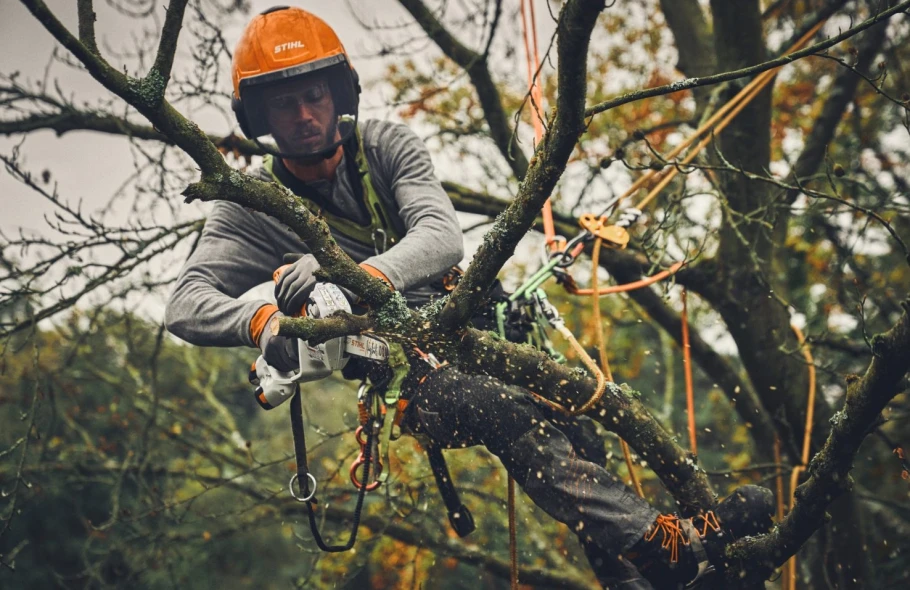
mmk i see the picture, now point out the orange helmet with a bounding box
[231,6,360,160]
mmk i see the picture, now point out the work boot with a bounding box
[623,485,775,588]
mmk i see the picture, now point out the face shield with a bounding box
[237,54,358,160]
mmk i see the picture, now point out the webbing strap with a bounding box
[263,128,402,251]
[377,343,409,483]
[290,387,372,552]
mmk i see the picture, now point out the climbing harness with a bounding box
[263,126,403,254]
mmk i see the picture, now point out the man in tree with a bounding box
[165,6,775,588]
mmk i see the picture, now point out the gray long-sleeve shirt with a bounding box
[165,119,465,348]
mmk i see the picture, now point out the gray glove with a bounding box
[275,254,320,316]
[258,311,299,372]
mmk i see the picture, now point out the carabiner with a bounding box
[350,426,382,491]
[549,231,592,268]
[372,228,388,255]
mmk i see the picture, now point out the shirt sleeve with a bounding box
[360,122,465,291]
[165,200,284,348]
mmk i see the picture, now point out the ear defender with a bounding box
[352,68,361,97]
[232,95,253,139]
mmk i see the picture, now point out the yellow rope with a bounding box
[622,21,826,213]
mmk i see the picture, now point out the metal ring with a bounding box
[550,248,578,268]
[289,472,318,502]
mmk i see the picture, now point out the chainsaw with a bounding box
[250,282,477,542]
[249,282,390,410]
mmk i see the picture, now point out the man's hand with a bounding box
[258,311,299,372]
[275,254,320,315]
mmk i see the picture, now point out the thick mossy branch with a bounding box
[452,327,716,512]
[275,296,715,511]
[437,0,606,334]
[22,0,397,311]
[725,301,910,584]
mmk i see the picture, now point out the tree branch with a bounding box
[585,0,910,117]
[20,0,226,173]
[397,0,529,179]
[151,0,190,91]
[452,327,716,513]
[729,299,910,582]
[658,0,716,110]
[0,98,261,155]
[436,0,606,333]
[784,14,890,206]
[76,0,99,55]
[19,0,398,311]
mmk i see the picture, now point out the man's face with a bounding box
[263,76,338,155]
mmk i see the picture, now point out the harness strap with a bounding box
[426,443,476,537]
[376,343,409,484]
[290,386,373,553]
[263,127,403,251]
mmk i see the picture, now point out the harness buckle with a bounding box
[372,228,388,255]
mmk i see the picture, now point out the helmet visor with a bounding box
[239,57,358,159]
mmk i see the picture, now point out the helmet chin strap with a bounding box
[260,115,357,163]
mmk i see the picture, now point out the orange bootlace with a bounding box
[692,510,721,538]
[643,511,721,563]
[644,514,690,563]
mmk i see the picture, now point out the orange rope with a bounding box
[520,0,558,250]
[508,476,518,590]
[784,324,817,590]
[681,288,697,454]
[793,326,817,468]
[774,435,786,522]
[567,260,686,296]
[775,436,787,588]
[591,238,644,497]
[620,439,645,497]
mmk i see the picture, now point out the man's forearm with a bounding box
[165,278,273,348]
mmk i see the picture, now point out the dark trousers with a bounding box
[400,366,659,565]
